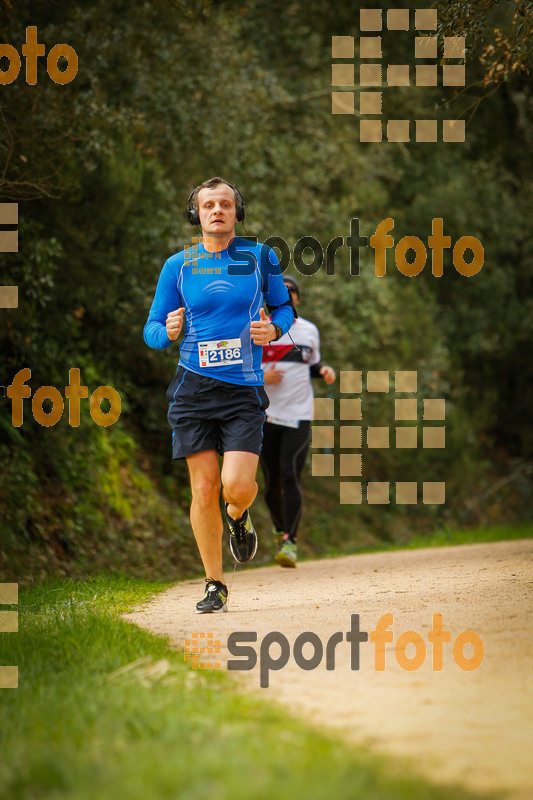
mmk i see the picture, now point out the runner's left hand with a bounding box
[251,308,275,345]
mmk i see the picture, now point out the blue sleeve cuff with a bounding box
[270,304,295,337]
[143,320,173,350]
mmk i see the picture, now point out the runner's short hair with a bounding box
[189,177,238,211]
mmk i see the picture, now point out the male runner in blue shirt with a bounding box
[144,177,294,613]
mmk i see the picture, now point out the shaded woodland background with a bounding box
[1,0,532,582]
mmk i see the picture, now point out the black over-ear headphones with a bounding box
[187,182,246,226]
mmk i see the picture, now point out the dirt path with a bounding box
[124,540,533,799]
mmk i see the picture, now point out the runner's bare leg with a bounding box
[221,450,259,520]
[186,450,225,583]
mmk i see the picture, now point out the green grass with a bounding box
[348,522,533,557]
[248,522,533,570]
[0,576,501,800]
[405,522,532,548]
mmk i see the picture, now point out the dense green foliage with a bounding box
[0,0,531,580]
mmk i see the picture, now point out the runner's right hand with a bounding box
[166,307,185,341]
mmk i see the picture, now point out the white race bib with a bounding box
[198,338,243,368]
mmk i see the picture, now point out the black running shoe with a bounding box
[225,503,258,564]
[195,578,228,614]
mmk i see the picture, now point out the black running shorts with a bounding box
[166,365,270,460]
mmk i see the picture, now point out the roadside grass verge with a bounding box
[350,522,533,557]
[296,521,533,563]
[405,522,532,548]
[0,576,499,800]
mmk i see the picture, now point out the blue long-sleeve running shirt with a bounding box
[143,237,295,386]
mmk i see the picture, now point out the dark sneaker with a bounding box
[225,503,258,564]
[195,578,228,613]
[275,535,297,568]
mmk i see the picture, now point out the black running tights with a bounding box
[259,420,311,542]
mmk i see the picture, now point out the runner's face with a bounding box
[197,184,237,237]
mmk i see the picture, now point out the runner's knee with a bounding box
[190,476,221,504]
[223,475,256,506]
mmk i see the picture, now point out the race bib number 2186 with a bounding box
[198,338,243,368]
